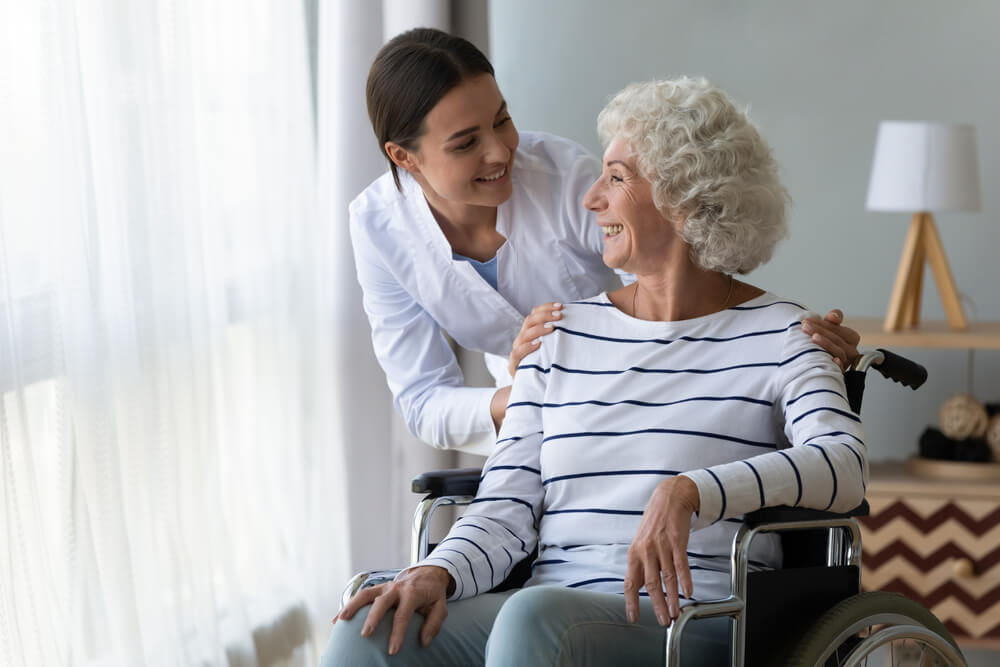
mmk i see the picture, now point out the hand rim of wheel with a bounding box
[837,622,966,667]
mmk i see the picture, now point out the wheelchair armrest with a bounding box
[411,467,483,497]
[744,500,869,527]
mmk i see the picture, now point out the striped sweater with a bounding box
[418,292,867,603]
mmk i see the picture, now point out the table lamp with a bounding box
[866,121,981,332]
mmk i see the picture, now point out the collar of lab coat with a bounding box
[399,171,525,354]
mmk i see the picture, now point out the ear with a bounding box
[385,142,420,174]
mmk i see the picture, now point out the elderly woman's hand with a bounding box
[335,565,453,655]
[625,476,700,627]
[802,309,861,370]
[508,301,564,377]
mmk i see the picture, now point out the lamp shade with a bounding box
[865,121,981,212]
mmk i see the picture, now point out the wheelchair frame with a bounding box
[343,350,968,666]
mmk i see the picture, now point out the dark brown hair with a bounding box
[366,28,495,190]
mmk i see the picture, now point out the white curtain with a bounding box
[0,1,349,665]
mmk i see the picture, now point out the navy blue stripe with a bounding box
[509,395,773,411]
[568,578,691,600]
[567,577,624,588]
[495,435,523,446]
[519,361,781,376]
[705,469,727,522]
[455,516,529,556]
[481,465,541,481]
[542,469,680,486]
[434,548,478,596]
[470,497,537,523]
[786,388,848,407]
[808,444,838,511]
[456,522,490,536]
[566,300,616,307]
[778,450,802,506]
[743,460,765,506]
[440,536,495,587]
[791,406,861,425]
[730,300,806,311]
[543,428,775,450]
[778,348,829,366]
[530,559,568,570]
[501,547,514,578]
[804,430,865,448]
[544,508,645,516]
[495,521,529,555]
[552,321,798,345]
[836,441,865,477]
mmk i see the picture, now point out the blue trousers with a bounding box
[321,585,729,666]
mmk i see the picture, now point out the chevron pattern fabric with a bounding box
[859,492,1000,643]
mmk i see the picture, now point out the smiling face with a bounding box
[385,74,519,222]
[582,138,677,275]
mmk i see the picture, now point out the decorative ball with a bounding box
[987,415,1000,462]
[939,393,989,441]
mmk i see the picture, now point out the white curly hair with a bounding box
[596,77,789,274]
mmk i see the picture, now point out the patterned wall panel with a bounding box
[859,488,1000,644]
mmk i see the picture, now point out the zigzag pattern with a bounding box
[859,500,1000,533]
[863,540,1000,571]
[859,494,1000,642]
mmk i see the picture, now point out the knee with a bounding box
[491,586,575,638]
[319,614,387,667]
[486,587,579,666]
[497,586,571,623]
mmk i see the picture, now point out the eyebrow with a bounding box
[445,101,508,142]
[606,159,634,172]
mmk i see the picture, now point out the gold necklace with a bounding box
[721,274,736,309]
[632,274,735,318]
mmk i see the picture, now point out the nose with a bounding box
[582,177,605,212]
[484,131,511,164]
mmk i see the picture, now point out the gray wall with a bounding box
[490,0,1000,465]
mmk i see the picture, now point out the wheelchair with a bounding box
[343,349,968,666]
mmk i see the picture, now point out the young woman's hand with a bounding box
[625,476,700,628]
[334,565,454,655]
[801,309,861,371]
[508,302,563,377]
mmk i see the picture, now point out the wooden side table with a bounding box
[859,461,1000,649]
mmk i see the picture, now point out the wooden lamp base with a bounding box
[883,212,968,332]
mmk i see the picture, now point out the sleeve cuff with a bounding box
[681,470,724,531]
[454,387,500,456]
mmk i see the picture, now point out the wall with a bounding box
[490,0,1000,464]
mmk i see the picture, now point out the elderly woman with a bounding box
[325,77,866,666]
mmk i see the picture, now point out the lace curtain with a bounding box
[0,1,350,665]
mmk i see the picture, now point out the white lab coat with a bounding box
[349,131,624,454]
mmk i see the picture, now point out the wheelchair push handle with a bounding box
[866,348,928,390]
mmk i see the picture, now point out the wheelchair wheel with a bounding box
[783,592,966,667]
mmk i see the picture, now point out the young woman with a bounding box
[350,28,859,455]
